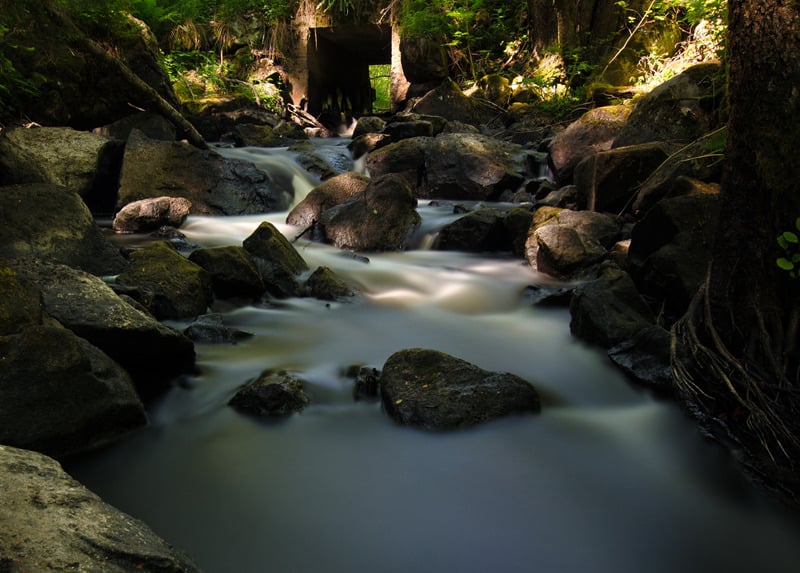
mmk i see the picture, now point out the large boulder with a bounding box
[0,261,45,336]
[424,133,527,200]
[116,241,213,320]
[364,136,431,192]
[229,370,309,417]
[0,325,146,459]
[380,348,541,430]
[15,260,196,391]
[286,171,370,228]
[112,196,192,234]
[628,193,720,326]
[569,263,655,348]
[117,130,292,215]
[432,208,513,253]
[0,127,125,213]
[573,142,674,214]
[547,105,632,185]
[612,63,725,148]
[0,445,201,572]
[243,221,309,298]
[0,183,128,276]
[630,127,725,215]
[319,174,421,251]
[407,79,493,126]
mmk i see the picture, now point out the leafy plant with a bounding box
[776,217,800,278]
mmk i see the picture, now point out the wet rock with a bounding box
[574,142,674,214]
[15,260,196,391]
[93,110,178,142]
[303,266,357,301]
[0,126,125,213]
[188,245,265,300]
[319,174,421,252]
[352,366,380,402]
[424,133,526,201]
[613,63,724,148]
[522,284,575,307]
[112,196,192,234]
[117,130,292,215]
[233,123,288,147]
[183,313,253,344]
[380,348,541,430]
[433,208,512,253]
[570,263,655,348]
[628,193,719,326]
[0,326,146,458]
[0,183,129,276]
[348,132,392,159]
[293,142,354,181]
[0,445,202,572]
[286,172,370,228]
[364,136,432,191]
[547,105,632,185]
[533,225,608,279]
[384,120,434,141]
[229,370,309,417]
[243,221,309,298]
[608,325,673,392]
[116,241,213,320]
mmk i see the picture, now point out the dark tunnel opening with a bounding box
[306,24,392,128]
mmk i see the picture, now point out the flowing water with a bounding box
[68,144,800,573]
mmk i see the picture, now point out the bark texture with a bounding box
[672,0,800,504]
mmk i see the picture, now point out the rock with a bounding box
[292,142,355,181]
[0,126,125,213]
[188,245,265,300]
[569,263,655,348]
[408,78,493,126]
[352,366,380,402]
[608,325,673,392]
[628,193,719,326]
[504,207,536,257]
[380,348,541,430]
[433,208,512,253]
[229,370,309,416]
[364,136,431,191]
[116,241,213,320]
[319,174,421,251]
[525,208,621,277]
[183,313,254,344]
[0,326,146,458]
[352,116,387,137]
[384,120,434,141]
[547,105,632,185]
[0,445,201,572]
[15,260,196,390]
[538,185,585,210]
[0,261,44,336]
[574,142,674,214]
[117,130,293,215]
[112,196,192,234]
[533,225,608,279]
[400,34,449,84]
[242,221,309,298]
[476,73,512,107]
[521,284,575,307]
[286,172,370,228]
[348,132,392,159]
[233,123,288,147]
[303,266,357,301]
[0,183,129,276]
[631,128,725,215]
[424,133,527,200]
[613,63,725,148]
[93,110,177,142]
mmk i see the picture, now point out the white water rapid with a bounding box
[68,144,800,573]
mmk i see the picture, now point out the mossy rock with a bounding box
[0,262,44,336]
[243,221,308,298]
[116,241,213,320]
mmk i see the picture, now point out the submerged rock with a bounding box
[229,370,309,417]
[380,348,541,430]
[0,445,202,572]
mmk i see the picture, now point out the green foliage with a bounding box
[370,64,391,113]
[776,218,800,279]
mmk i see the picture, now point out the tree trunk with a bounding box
[672,0,800,504]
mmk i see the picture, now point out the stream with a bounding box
[68,142,800,573]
